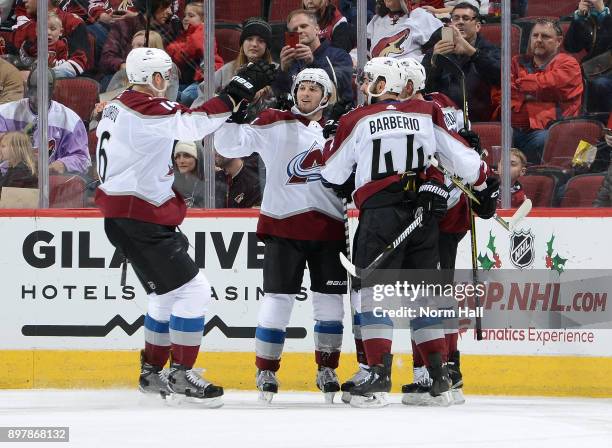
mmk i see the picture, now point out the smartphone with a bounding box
[285,31,300,48]
[441,27,454,44]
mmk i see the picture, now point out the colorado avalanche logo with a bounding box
[286,142,324,184]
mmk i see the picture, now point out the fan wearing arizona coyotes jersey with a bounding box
[321,57,487,408]
[95,47,276,407]
[367,0,442,61]
[215,68,346,404]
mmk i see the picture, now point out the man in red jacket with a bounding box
[510,18,584,164]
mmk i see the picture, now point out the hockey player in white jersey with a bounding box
[367,0,442,61]
[95,47,276,407]
[321,57,489,407]
[397,58,499,406]
[215,68,347,403]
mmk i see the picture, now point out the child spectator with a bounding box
[166,1,224,106]
[0,131,38,190]
[498,148,527,208]
[47,12,71,78]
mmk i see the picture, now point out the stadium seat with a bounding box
[52,78,100,125]
[541,119,603,169]
[50,175,86,208]
[559,173,605,207]
[215,26,242,64]
[526,0,577,18]
[478,24,521,55]
[87,129,98,157]
[520,174,556,207]
[269,0,303,22]
[216,0,263,23]
[472,122,501,166]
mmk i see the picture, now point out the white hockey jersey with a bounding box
[367,8,442,61]
[321,99,486,209]
[95,90,232,225]
[214,109,344,241]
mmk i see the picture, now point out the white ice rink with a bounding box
[1,390,611,447]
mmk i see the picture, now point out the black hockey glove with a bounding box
[323,119,339,139]
[222,61,277,104]
[416,180,449,220]
[458,128,483,155]
[226,99,249,124]
[471,175,500,219]
[322,172,355,203]
[275,93,294,111]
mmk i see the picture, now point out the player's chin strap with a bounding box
[290,97,330,118]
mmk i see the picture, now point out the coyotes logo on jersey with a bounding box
[286,141,324,184]
[372,29,410,58]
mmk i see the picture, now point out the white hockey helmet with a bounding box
[126,47,172,96]
[360,57,406,103]
[291,68,336,116]
[399,57,427,95]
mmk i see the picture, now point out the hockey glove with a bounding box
[323,119,339,139]
[222,61,277,104]
[416,180,449,220]
[458,128,483,155]
[227,100,249,124]
[471,175,500,219]
[322,172,355,203]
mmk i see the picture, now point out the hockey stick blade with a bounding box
[338,213,424,279]
[428,157,481,204]
[508,198,532,231]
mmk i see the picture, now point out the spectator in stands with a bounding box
[215,152,262,208]
[0,68,90,175]
[422,2,500,121]
[87,0,139,64]
[99,0,181,90]
[172,141,204,208]
[47,12,72,78]
[275,9,354,107]
[166,1,224,106]
[366,0,442,61]
[103,30,180,101]
[193,17,276,119]
[564,0,611,113]
[303,0,355,52]
[498,148,528,207]
[13,0,91,76]
[421,0,490,16]
[0,131,38,190]
[509,19,583,163]
[340,0,376,24]
[0,59,24,104]
[593,127,612,207]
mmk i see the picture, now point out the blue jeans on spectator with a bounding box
[179,83,199,107]
[513,128,549,164]
[588,74,612,113]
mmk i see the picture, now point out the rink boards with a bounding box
[1,209,611,396]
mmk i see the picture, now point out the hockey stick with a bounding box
[432,53,468,131]
[339,213,424,279]
[428,157,532,231]
[342,198,352,290]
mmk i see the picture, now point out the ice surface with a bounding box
[0,390,611,447]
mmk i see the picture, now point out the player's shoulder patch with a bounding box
[117,90,182,117]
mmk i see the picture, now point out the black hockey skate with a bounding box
[447,350,465,405]
[401,366,432,406]
[316,367,340,403]
[167,362,224,408]
[349,354,393,408]
[421,352,452,407]
[256,369,279,403]
[138,350,172,399]
[340,364,370,404]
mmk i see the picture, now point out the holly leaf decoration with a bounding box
[486,231,496,254]
[552,254,567,274]
[546,235,555,257]
[478,252,495,270]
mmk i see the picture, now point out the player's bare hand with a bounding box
[93,101,108,115]
[433,40,455,56]
[280,46,296,71]
[49,161,66,174]
[293,44,314,64]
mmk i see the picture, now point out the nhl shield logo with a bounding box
[510,230,535,268]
